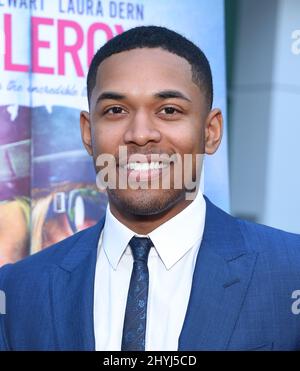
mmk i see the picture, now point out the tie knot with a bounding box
[129,236,153,263]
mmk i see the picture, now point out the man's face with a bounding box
[81,48,221,217]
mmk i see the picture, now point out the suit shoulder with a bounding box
[238,218,300,247]
[237,218,300,269]
[0,223,100,288]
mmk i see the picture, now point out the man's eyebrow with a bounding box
[95,90,192,105]
[153,90,192,102]
[96,91,126,105]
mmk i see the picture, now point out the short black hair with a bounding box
[87,25,213,109]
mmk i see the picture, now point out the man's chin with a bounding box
[107,188,185,217]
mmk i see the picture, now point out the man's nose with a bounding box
[123,110,161,146]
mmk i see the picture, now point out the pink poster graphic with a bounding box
[0,0,228,266]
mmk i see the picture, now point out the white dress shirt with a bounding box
[94,189,206,351]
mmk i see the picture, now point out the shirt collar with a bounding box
[101,206,134,270]
[100,189,206,270]
[148,189,206,269]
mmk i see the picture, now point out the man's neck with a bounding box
[108,197,193,235]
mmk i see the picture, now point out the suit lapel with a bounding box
[178,197,258,350]
[50,217,105,350]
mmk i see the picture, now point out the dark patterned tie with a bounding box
[121,236,153,351]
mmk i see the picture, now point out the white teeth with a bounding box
[124,162,168,171]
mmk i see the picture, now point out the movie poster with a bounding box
[0,0,228,266]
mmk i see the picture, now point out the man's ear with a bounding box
[204,108,223,154]
[80,111,93,156]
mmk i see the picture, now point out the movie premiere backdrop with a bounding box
[0,0,228,266]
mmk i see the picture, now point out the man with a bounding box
[1,26,300,351]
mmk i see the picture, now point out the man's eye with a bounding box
[104,106,126,115]
[160,107,181,115]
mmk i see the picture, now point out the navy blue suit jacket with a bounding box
[1,197,300,350]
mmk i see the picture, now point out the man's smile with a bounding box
[120,161,171,183]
